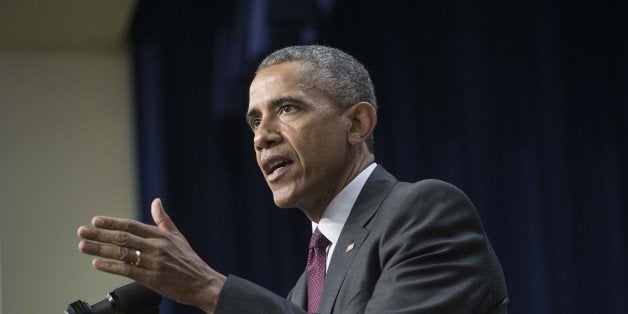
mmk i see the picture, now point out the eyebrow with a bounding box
[245,108,260,122]
[245,96,305,121]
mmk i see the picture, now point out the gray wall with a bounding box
[0,47,137,312]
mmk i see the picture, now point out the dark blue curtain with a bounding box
[131,1,627,313]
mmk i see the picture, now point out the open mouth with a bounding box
[267,159,294,176]
[262,156,295,182]
[264,158,292,176]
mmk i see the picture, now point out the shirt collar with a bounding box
[312,163,377,244]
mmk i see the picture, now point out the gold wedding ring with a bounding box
[133,249,141,266]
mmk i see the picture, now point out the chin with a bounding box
[272,195,295,208]
[271,189,299,209]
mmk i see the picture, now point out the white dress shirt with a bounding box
[312,163,377,271]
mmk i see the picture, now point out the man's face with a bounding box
[247,62,351,211]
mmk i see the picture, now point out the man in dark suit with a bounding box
[78,45,508,313]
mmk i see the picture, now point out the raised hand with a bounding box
[77,198,225,313]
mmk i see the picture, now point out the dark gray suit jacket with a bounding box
[216,166,508,313]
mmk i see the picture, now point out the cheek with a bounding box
[296,138,346,178]
[288,116,348,165]
[255,153,263,170]
[313,125,346,153]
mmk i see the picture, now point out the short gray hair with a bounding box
[256,45,377,153]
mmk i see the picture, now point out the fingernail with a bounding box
[79,241,91,251]
[92,217,103,226]
[78,226,92,236]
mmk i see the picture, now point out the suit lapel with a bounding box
[318,166,397,313]
[288,271,307,309]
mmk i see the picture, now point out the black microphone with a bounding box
[65,282,162,313]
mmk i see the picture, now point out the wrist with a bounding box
[198,273,227,313]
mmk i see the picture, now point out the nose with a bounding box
[253,119,282,151]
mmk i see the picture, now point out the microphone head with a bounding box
[65,300,94,314]
[109,282,162,312]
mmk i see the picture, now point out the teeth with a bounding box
[267,160,291,175]
[271,161,287,173]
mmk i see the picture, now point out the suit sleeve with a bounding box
[214,275,306,314]
[365,180,508,313]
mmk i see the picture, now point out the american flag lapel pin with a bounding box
[345,242,355,252]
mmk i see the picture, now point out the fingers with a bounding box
[84,198,179,239]
[76,199,226,310]
[91,216,160,238]
[76,198,177,273]
[151,198,180,234]
[78,226,153,251]
[79,240,149,266]
[92,258,142,279]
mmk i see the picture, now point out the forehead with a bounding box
[249,62,313,104]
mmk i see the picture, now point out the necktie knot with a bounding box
[309,228,331,249]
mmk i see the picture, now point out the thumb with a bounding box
[151,198,180,234]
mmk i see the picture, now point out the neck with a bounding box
[302,148,375,223]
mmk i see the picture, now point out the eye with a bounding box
[280,104,295,114]
[250,118,261,130]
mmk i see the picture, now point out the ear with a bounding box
[345,102,377,147]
